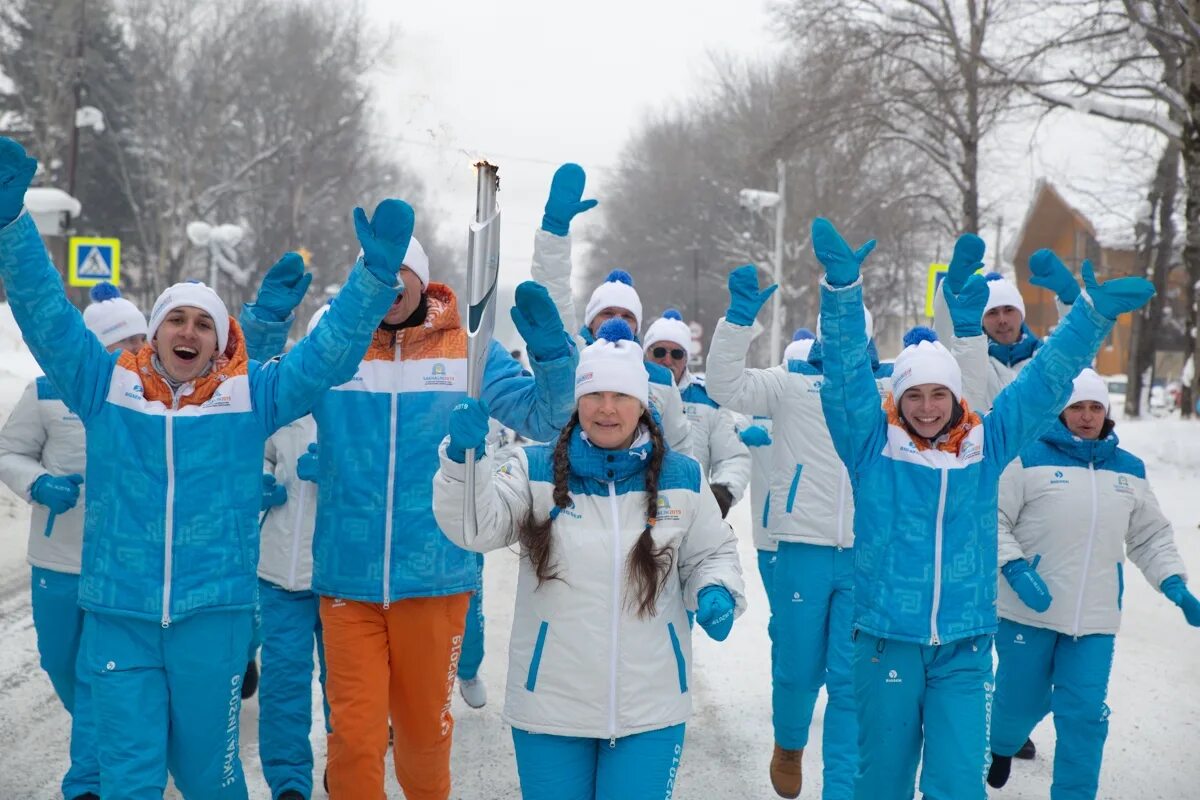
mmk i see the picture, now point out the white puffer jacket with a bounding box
[0,377,87,573]
[530,229,692,455]
[677,371,750,502]
[258,415,318,591]
[997,421,1187,636]
[432,428,745,739]
[706,318,891,549]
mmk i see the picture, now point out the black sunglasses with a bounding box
[651,346,687,360]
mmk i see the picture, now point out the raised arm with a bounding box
[251,201,415,432]
[529,163,597,343]
[705,271,791,416]
[812,218,887,475]
[984,257,1154,467]
[432,397,535,552]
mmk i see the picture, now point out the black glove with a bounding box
[711,483,734,518]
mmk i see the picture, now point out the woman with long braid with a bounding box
[432,319,745,800]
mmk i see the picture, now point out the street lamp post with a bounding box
[738,159,788,364]
[185,221,246,295]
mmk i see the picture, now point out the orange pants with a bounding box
[320,592,471,800]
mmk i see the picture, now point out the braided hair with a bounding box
[515,408,674,618]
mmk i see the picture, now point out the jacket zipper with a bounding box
[929,468,949,645]
[382,389,398,609]
[161,392,182,627]
[1072,462,1100,636]
[606,482,621,747]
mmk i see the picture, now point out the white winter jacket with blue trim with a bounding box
[432,427,745,739]
[997,421,1186,636]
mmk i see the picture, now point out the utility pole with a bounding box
[66,0,87,198]
[769,159,787,365]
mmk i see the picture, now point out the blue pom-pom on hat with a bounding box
[662,308,683,321]
[605,269,634,286]
[793,327,815,341]
[902,326,939,348]
[89,282,122,302]
[984,272,1004,282]
[597,317,636,344]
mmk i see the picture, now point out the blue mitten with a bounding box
[696,585,736,642]
[946,233,985,294]
[251,252,312,322]
[1002,556,1053,613]
[352,199,415,286]
[725,265,777,327]
[1161,575,1200,627]
[943,272,990,337]
[296,443,319,483]
[811,217,876,287]
[511,281,571,362]
[0,137,37,228]
[31,473,83,515]
[1028,249,1081,304]
[447,397,491,464]
[1081,260,1154,320]
[542,163,598,236]
[260,473,287,510]
[738,425,772,447]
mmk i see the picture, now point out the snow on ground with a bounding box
[0,300,1198,797]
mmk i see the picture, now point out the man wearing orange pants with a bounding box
[242,234,577,799]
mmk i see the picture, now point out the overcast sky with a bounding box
[365,0,1152,308]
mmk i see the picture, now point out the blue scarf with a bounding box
[988,324,1041,367]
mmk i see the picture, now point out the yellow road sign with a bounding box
[924,263,948,318]
[68,237,121,287]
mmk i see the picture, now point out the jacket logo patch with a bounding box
[886,669,902,684]
[201,391,232,409]
[1050,471,1069,485]
[124,384,144,401]
[424,362,454,387]
[959,440,981,460]
[1014,633,1026,645]
[1114,475,1133,495]
[656,496,682,522]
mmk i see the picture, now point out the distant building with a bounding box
[1008,179,1188,378]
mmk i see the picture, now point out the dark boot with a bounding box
[1015,737,1036,759]
[240,659,259,700]
[277,791,305,800]
[69,794,100,800]
[987,753,1013,788]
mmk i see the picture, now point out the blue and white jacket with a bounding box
[734,413,775,552]
[706,317,892,550]
[0,376,87,573]
[819,277,1114,646]
[258,414,317,592]
[997,421,1186,636]
[242,282,577,604]
[432,426,745,739]
[0,211,397,624]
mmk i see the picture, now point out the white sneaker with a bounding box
[459,676,487,709]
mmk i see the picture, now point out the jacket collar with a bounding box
[988,324,1040,367]
[365,282,460,360]
[1042,418,1119,464]
[569,425,654,483]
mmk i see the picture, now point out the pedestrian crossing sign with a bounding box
[68,237,121,287]
[924,263,948,318]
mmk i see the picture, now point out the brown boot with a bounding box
[770,744,803,798]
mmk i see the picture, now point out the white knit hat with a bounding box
[575,318,649,407]
[82,283,147,347]
[783,327,815,363]
[402,236,429,288]
[642,309,693,355]
[1066,368,1109,414]
[983,273,1026,319]
[148,281,231,354]
[891,327,962,401]
[584,270,643,333]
